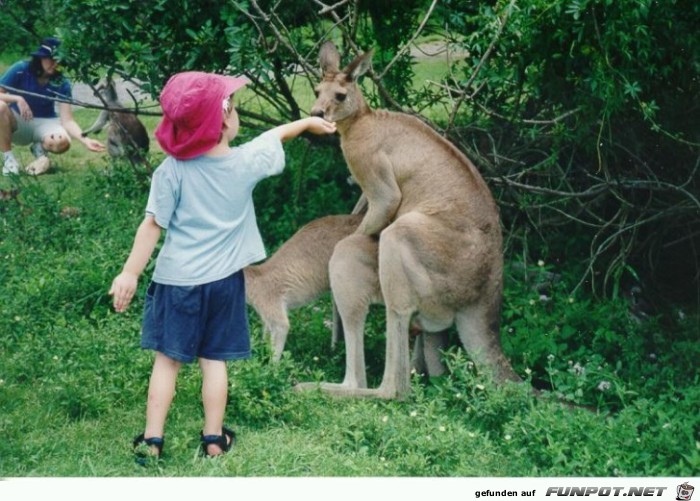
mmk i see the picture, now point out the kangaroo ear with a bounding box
[319,41,341,74]
[343,50,373,82]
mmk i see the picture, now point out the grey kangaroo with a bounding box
[297,41,521,399]
[82,76,150,166]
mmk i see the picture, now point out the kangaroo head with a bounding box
[311,41,372,123]
[94,76,119,105]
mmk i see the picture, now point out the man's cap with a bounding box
[154,71,249,160]
[31,37,61,59]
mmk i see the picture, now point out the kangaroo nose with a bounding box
[310,109,324,118]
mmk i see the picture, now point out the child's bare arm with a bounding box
[110,215,162,312]
[271,117,336,142]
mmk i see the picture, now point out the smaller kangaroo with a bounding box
[244,213,363,361]
[82,76,150,166]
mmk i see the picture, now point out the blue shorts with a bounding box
[141,270,251,363]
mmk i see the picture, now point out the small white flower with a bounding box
[504,434,512,441]
[455,392,462,398]
[14,316,21,322]
[524,368,532,375]
[313,356,319,362]
[475,384,485,391]
[568,297,575,303]
[380,457,386,462]
[547,354,555,362]
[529,299,536,306]
[410,410,418,417]
[468,432,476,438]
[0,379,4,385]
[53,355,59,361]
[597,380,611,392]
[438,426,446,432]
[537,260,545,267]
[323,319,333,329]
[382,415,389,423]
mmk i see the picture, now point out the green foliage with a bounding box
[434,0,700,301]
[500,258,700,411]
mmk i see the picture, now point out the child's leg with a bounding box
[144,351,182,439]
[199,357,229,455]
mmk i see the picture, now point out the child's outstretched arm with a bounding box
[271,117,336,142]
[109,215,162,312]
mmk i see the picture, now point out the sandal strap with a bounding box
[201,426,236,456]
[133,433,164,456]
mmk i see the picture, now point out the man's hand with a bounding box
[82,136,106,152]
[109,271,139,313]
[16,97,33,121]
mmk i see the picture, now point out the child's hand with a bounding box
[109,271,138,313]
[306,117,337,135]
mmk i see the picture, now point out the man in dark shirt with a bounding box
[0,37,105,176]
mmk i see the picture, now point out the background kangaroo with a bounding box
[297,41,521,399]
[82,76,150,166]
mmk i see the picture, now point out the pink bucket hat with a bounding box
[155,71,249,160]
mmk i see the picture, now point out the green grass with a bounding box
[1,151,698,477]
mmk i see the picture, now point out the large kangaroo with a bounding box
[82,76,150,166]
[299,41,521,399]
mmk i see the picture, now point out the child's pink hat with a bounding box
[155,71,249,160]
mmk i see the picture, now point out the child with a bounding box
[109,71,336,461]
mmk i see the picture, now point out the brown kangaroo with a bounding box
[297,41,521,399]
[82,76,150,166]
[244,213,363,361]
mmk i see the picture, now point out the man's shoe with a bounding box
[25,155,51,176]
[30,142,46,158]
[2,156,21,176]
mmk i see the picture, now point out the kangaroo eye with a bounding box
[313,89,320,98]
[336,93,347,102]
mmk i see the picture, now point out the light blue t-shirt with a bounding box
[145,130,285,286]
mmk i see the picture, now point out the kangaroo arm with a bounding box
[355,157,402,236]
[82,110,110,136]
